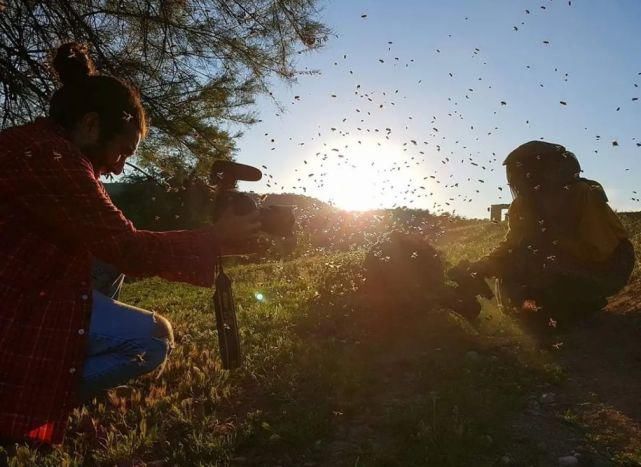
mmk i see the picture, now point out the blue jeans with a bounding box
[78,290,175,402]
[91,259,126,301]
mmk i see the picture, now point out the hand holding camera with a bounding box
[211,208,261,251]
[209,160,296,242]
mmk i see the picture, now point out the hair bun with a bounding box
[52,42,96,85]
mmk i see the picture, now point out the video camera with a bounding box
[208,160,295,370]
[209,160,295,238]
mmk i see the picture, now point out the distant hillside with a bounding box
[248,192,336,211]
[102,182,472,256]
[104,183,333,210]
[103,182,640,256]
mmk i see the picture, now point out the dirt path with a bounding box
[311,282,641,466]
[502,280,641,466]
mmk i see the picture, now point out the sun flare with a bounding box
[303,138,423,211]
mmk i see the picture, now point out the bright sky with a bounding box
[232,0,641,218]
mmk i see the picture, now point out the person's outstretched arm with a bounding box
[2,136,257,287]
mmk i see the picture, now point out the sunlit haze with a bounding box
[292,137,432,211]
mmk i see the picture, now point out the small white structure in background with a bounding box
[490,203,511,223]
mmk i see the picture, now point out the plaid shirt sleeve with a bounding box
[8,138,219,287]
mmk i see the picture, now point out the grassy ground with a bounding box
[2,214,641,466]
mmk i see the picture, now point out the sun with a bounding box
[305,137,419,211]
[324,165,385,211]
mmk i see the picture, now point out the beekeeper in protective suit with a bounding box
[452,141,635,327]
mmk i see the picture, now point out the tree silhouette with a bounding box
[0,0,328,180]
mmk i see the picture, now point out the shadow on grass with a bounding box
[239,255,565,466]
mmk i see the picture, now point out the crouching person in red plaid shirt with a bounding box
[0,42,260,447]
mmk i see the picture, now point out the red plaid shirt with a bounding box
[0,118,219,445]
